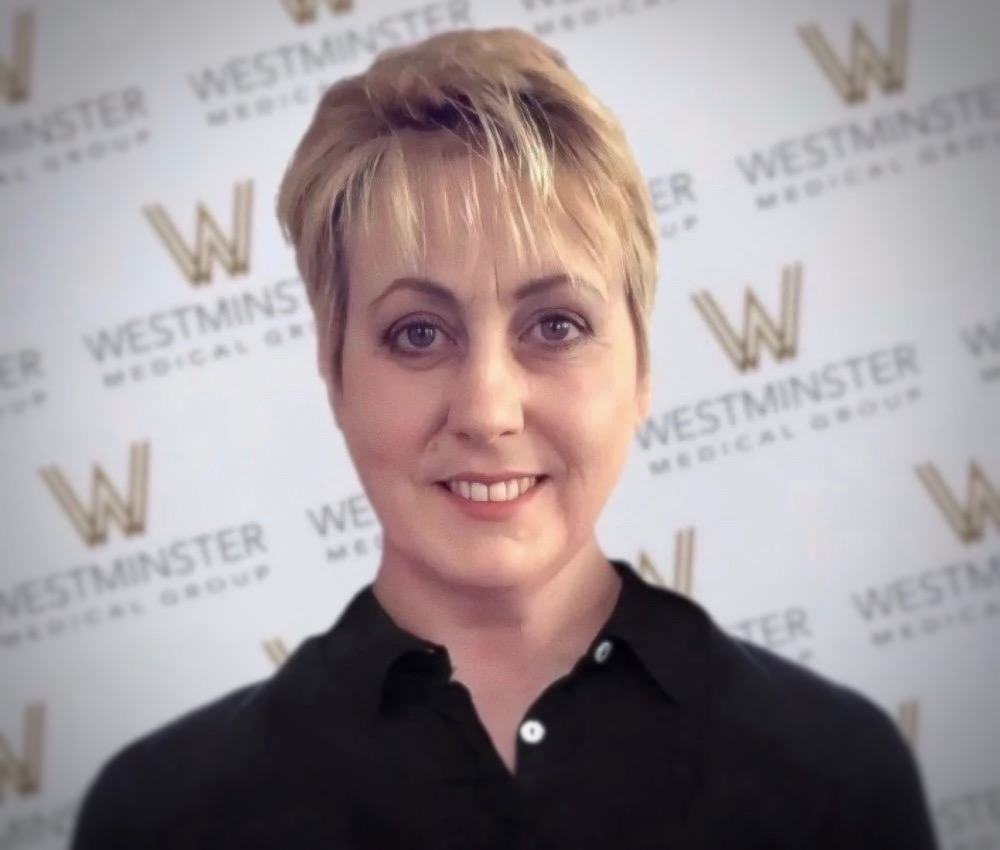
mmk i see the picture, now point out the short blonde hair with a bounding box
[275,27,659,388]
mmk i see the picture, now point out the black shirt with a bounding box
[71,559,938,849]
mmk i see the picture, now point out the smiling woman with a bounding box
[71,26,937,850]
[325,157,654,703]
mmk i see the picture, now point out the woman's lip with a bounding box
[436,474,548,486]
[435,476,547,517]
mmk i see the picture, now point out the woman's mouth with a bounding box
[438,475,547,503]
[434,476,549,519]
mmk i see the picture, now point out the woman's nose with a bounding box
[445,339,526,442]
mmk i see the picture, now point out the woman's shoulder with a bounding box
[688,625,935,847]
[702,620,902,755]
[71,680,268,844]
[71,634,336,848]
[714,628,900,741]
[711,627,928,815]
[636,573,899,746]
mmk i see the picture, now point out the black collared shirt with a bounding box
[71,559,938,849]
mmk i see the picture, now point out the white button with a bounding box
[593,639,614,664]
[519,719,546,745]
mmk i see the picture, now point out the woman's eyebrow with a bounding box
[368,273,607,312]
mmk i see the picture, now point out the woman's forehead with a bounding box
[355,212,602,283]
[348,153,620,289]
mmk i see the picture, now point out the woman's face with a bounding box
[326,159,651,592]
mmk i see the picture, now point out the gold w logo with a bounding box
[0,704,44,802]
[263,638,290,668]
[0,10,33,105]
[692,264,802,372]
[39,442,150,547]
[916,461,1000,544]
[895,699,919,750]
[280,0,353,25]
[799,0,909,105]
[143,181,253,285]
[637,527,696,597]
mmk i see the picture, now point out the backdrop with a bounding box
[1,0,998,847]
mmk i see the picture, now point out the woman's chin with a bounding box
[428,553,545,591]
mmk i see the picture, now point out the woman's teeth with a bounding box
[446,476,539,502]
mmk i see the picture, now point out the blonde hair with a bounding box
[275,27,659,388]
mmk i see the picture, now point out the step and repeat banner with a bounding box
[1,0,998,847]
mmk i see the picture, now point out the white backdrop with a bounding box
[0,0,998,847]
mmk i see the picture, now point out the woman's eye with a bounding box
[383,316,457,356]
[385,313,589,357]
[396,322,438,350]
[532,315,584,345]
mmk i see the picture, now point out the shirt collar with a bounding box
[317,582,448,727]
[317,558,715,728]
[599,558,714,706]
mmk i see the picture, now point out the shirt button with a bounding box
[519,719,546,745]
[593,639,614,664]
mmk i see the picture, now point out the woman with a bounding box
[72,28,938,849]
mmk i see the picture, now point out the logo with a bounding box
[0,11,151,190]
[799,0,909,105]
[525,0,679,38]
[729,606,815,665]
[637,527,696,596]
[2,444,273,652]
[39,442,150,547]
[848,462,1000,648]
[692,264,803,372]
[281,0,353,25]
[916,461,1000,544]
[648,171,700,242]
[144,181,253,285]
[83,181,311,388]
[0,347,48,423]
[639,262,923,477]
[895,698,919,750]
[933,784,1000,846]
[960,316,1000,383]
[0,9,32,106]
[263,638,290,667]
[0,703,44,802]
[187,3,473,128]
[736,0,1000,210]
[308,491,383,564]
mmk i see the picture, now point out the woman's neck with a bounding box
[372,543,623,684]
